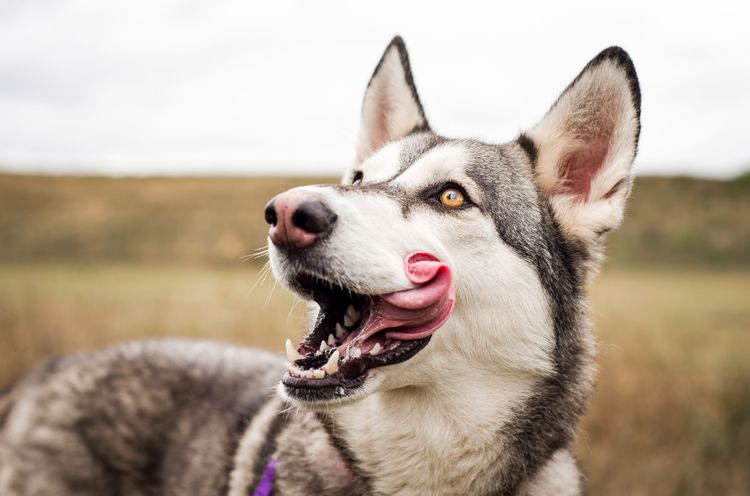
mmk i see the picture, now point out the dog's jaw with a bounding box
[328,326,556,495]
[272,236,564,494]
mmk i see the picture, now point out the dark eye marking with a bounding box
[351,170,364,185]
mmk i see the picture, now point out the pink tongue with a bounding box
[382,252,451,309]
[349,252,455,345]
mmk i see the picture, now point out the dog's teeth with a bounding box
[344,305,361,328]
[304,369,315,379]
[370,343,382,356]
[327,334,336,346]
[335,323,347,339]
[319,340,329,352]
[323,349,339,375]
[285,339,304,362]
[351,347,362,359]
[312,369,325,379]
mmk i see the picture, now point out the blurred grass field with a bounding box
[1,173,749,495]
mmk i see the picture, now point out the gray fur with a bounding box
[0,340,363,495]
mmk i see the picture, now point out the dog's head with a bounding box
[268,37,640,407]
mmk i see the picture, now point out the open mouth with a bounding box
[282,252,455,402]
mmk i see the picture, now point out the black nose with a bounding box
[291,200,337,233]
[264,193,338,250]
[264,200,277,226]
[264,198,337,233]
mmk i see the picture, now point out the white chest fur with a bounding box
[333,370,541,495]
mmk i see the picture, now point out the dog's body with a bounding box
[0,38,640,495]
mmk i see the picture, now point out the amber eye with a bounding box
[439,188,465,208]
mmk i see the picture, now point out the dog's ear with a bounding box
[525,47,641,244]
[355,36,430,163]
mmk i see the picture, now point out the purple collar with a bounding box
[252,457,278,496]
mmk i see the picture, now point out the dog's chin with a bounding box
[277,261,455,407]
[278,371,386,409]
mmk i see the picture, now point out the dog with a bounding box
[0,37,640,495]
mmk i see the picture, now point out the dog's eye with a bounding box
[351,171,363,185]
[438,188,465,208]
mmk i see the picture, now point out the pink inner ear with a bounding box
[371,94,392,153]
[560,139,609,199]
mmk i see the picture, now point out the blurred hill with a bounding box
[1,173,749,267]
[611,172,750,267]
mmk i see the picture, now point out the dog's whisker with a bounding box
[264,279,279,308]
[247,261,272,297]
[287,297,303,322]
[241,246,270,262]
[259,264,273,286]
[278,404,298,416]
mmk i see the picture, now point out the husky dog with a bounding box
[0,37,640,495]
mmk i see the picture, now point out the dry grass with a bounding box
[0,263,307,384]
[582,269,750,495]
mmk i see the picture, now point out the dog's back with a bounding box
[0,340,284,495]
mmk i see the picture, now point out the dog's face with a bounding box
[268,37,640,407]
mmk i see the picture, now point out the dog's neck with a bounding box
[331,365,541,495]
[325,293,562,495]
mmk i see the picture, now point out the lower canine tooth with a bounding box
[312,369,325,379]
[323,349,340,375]
[370,343,382,356]
[327,334,336,346]
[285,339,304,362]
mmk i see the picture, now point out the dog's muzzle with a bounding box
[265,191,337,251]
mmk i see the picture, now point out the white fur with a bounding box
[518,449,582,496]
[348,141,402,185]
[228,398,283,496]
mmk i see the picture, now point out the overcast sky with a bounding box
[0,0,748,178]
